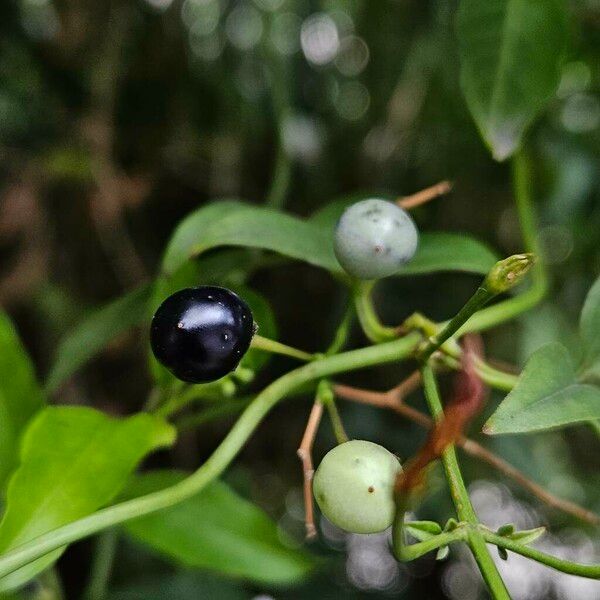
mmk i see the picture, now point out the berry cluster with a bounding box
[150,199,416,533]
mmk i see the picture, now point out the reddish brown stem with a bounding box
[333,382,600,525]
[297,401,324,539]
[398,180,453,210]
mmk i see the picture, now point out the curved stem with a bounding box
[326,302,354,355]
[395,521,467,561]
[480,529,600,579]
[251,334,314,362]
[420,287,493,361]
[460,149,548,334]
[264,31,292,209]
[0,333,421,580]
[421,366,510,599]
[83,530,118,600]
[353,281,397,343]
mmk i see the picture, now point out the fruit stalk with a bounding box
[420,365,511,600]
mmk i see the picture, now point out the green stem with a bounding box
[251,334,314,362]
[83,530,118,600]
[460,149,547,334]
[353,281,397,343]
[264,33,292,209]
[421,366,510,599]
[480,529,600,579]
[441,354,519,392]
[155,384,222,419]
[395,524,467,561]
[420,287,493,361]
[474,359,519,391]
[420,253,534,361]
[326,302,354,355]
[325,398,349,444]
[0,333,421,580]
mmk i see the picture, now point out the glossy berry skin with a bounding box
[313,440,402,534]
[151,286,255,383]
[334,198,419,280]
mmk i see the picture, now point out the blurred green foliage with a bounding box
[1,0,600,598]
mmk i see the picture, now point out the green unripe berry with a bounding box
[313,440,402,534]
[334,198,419,280]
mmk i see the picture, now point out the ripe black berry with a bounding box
[150,286,255,383]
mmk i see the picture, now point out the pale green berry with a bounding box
[313,440,402,534]
[334,198,419,280]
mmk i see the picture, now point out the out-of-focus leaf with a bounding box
[122,470,315,586]
[0,407,175,592]
[161,201,337,276]
[580,275,600,377]
[457,0,568,160]
[46,284,153,393]
[0,311,44,490]
[484,343,600,434]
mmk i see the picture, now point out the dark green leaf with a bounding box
[46,284,153,393]
[0,311,44,490]
[122,470,315,586]
[0,407,175,591]
[580,275,600,376]
[161,201,337,276]
[401,232,498,276]
[497,547,509,560]
[108,572,250,600]
[457,0,569,160]
[484,343,600,434]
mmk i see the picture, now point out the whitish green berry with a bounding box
[313,440,402,534]
[334,198,419,280]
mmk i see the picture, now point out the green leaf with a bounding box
[580,275,600,375]
[0,407,175,591]
[403,520,443,541]
[122,470,315,586]
[436,546,450,561]
[402,232,498,276]
[508,526,545,545]
[46,284,152,393]
[161,201,337,276]
[0,311,44,490]
[457,0,568,160]
[161,199,499,297]
[484,343,600,434]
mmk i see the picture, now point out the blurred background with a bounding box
[1,0,600,598]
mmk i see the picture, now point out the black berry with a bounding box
[150,286,255,383]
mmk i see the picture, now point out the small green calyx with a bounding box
[484,253,536,294]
